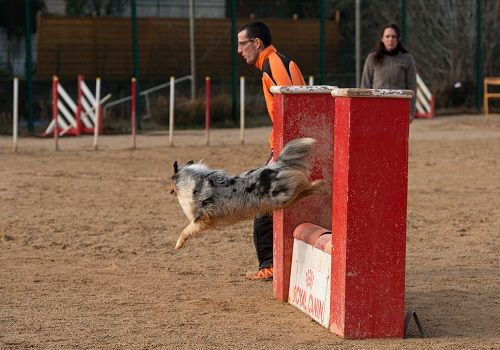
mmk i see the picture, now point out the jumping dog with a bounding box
[167,138,327,249]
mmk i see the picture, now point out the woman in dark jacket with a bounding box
[361,23,417,119]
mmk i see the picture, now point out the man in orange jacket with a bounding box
[237,21,306,280]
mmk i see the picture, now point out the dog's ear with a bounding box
[186,160,194,166]
[173,161,179,174]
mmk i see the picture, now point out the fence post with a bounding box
[93,77,101,150]
[169,76,175,147]
[240,76,245,145]
[13,77,19,152]
[24,0,34,134]
[205,77,210,146]
[131,77,137,149]
[52,75,59,151]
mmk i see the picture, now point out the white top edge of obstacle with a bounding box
[331,88,414,99]
[270,85,339,94]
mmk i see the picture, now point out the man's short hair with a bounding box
[239,21,272,47]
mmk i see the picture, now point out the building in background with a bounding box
[42,0,225,18]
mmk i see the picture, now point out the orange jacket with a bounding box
[255,45,305,150]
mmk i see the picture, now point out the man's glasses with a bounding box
[237,38,256,47]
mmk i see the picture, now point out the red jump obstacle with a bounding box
[45,75,106,137]
[270,86,413,339]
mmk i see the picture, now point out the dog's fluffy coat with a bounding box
[168,138,327,249]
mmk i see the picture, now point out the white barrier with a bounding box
[44,75,110,136]
[416,73,435,118]
[45,80,78,136]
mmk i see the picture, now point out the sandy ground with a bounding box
[1,115,499,349]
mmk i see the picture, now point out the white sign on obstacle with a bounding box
[289,239,331,328]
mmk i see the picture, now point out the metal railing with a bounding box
[103,75,192,119]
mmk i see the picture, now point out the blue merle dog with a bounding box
[167,138,327,249]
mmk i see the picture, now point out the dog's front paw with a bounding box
[175,236,187,250]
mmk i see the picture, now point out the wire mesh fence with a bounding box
[0,0,499,135]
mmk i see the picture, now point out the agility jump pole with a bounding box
[13,77,18,153]
[52,76,59,151]
[205,77,210,146]
[93,77,101,150]
[131,77,137,149]
[240,76,245,145]
[169,76,175,147]
[92,77,102,149]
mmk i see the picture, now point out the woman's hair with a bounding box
[239,21,272,47]
[371,23,408,64]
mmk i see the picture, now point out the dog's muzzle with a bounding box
[167,183,177,195]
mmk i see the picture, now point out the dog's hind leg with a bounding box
[175,220,206,250]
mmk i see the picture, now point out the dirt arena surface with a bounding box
[1,115,499,349]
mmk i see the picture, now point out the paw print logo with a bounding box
[305,269,314,289]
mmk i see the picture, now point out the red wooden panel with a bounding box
[330,96,409,338]
[272,92,335,302]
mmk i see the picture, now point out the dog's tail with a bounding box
[276,137,316,173]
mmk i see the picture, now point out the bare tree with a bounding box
[332,0,499,108]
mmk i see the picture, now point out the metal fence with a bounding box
[0,0,499,135]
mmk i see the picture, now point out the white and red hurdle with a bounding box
[270,85,414,339]
[45,75,110,137]
[416,73,435,118]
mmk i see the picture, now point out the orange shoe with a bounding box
[245,267,273,281]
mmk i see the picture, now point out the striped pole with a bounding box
[169,76,175,147]
[205,77,210,146]
[93,77,101,150]
[131,77,137,149]
[240,76,245,145]
[13,77,18,152]
[52,75,59,151]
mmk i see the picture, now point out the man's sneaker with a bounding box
[245,267,273,281]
